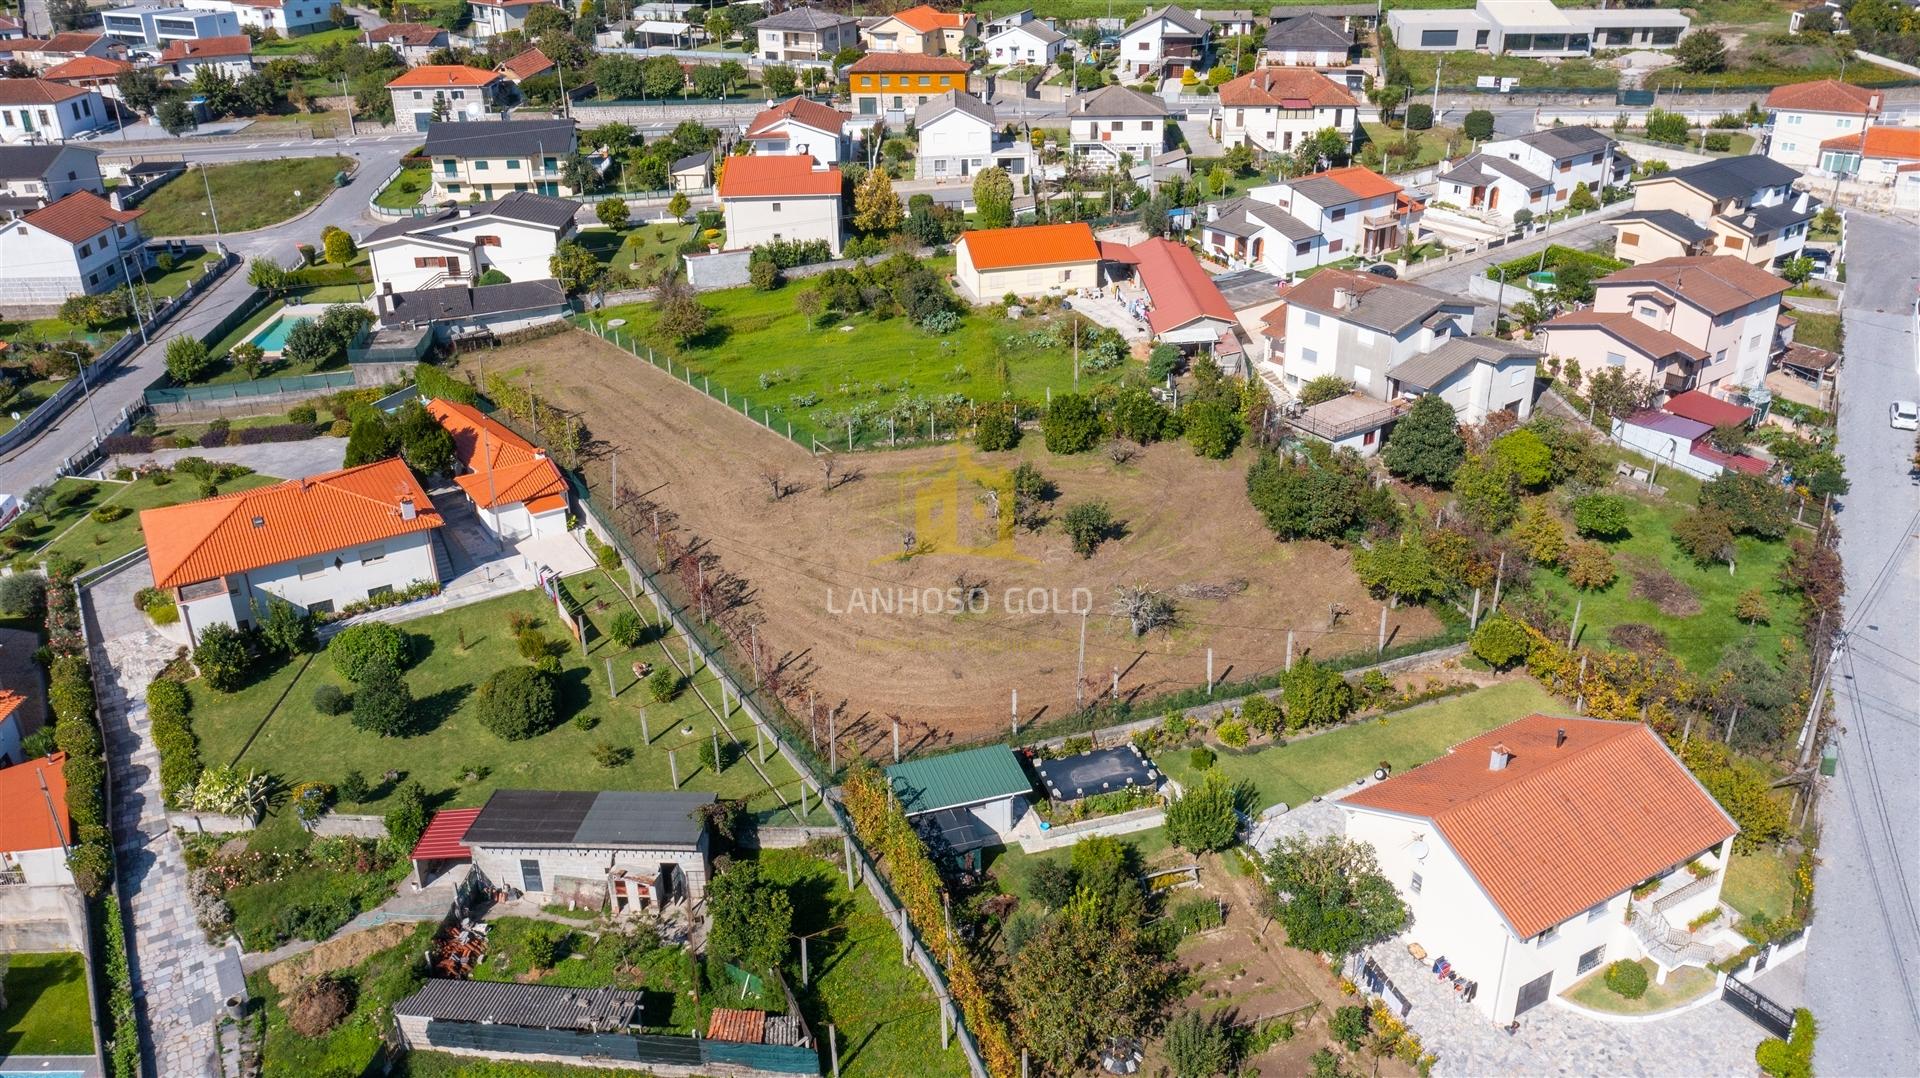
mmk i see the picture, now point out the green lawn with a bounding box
[3,472,282,574]
[253,26,362,54]
[374,164,432,211]
[578,222,698,288]
[760,849,972,1078]
[1564,958,1717,1014]
[396,1054,634,1077]
[1792,311,1841,351]
[1394,48,1620,91]
[190,581,820,823]
[1531,488,1800,673]
[581,263,1128,448]
[1361,122,1465,169]
[0,377,68,436]
[987,827,1176,907]
[7,244,217,350]
[211,811,411,952]
[1724,848,1796,923]
[0,951,94,1056]
[1155,679,1566,811]
[250,923,435,1076]
[137,157,354,236]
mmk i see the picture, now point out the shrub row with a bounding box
[45,564,113,897]
[319,577,439,623]
[148,678,202,808]
[102,897,138,1078]
[414,361,478,405]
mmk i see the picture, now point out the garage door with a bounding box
[1515,970,1553,1016]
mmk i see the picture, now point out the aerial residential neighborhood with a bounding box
[0,1,1912,1077]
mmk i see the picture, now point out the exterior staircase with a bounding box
[430,532,457,583]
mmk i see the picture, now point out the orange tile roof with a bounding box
[745,95,850,139]
[0,753,69,855]
[43,55,132,80]
[887,3,969,33]
[1218,67,1356,108]
[159,34,252,62]
[848,52,970,74]
[958,221,1099,270]
[1765,78,1881,116]
[1819,125,1920,161]
[1313,164,1401,200]
[1342,715,1737,939]
[39,31,102,52]
[21,190,141,244]
[1128,237,1235,335]
[2,38,53,52]
[707,1008,767,1044]
[0,77,88,105]
[717,153,843,198]
[141,458,443,589]
[386,64,503,89]
[496,46,553,80]
[426,399,570,513]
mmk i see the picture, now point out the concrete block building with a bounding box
[461,789,715,910]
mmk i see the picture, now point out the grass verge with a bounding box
[1563,958,1717,1014]
[137,157,354,236]
[1723,848,1796,923]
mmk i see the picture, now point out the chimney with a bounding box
[399,496,417,521]
[1556,727,1567,748]
[1743,213,1757,229]
[1488,742,1512,771]
[1332,287,1352,310]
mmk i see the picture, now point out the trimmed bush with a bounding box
[327,622,408,681]
[192,622,250,692]
[477,666,558,740]
[608,611,645,648]
[1604,958,1649,999]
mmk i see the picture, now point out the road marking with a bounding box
[247,142,262,149]
[280,140,296,147]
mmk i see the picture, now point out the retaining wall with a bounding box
[0,883,87,952]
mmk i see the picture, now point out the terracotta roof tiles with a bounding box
[159,34,251,62]
[1764,78,1881,116]
[426,399,569,513]
[1819,125,1920,162]
[386,64,503,89]
[717,153,842,198]
[848,52,970,73]
[0,78,88,105]
[1128,237,1235,334]
[42,55,132,80]
[1598,255,1789,316]
[1217,66,1356,108]
[20,190,141,244]
[958,221,1099,271]
[0,753,68,855]
[745,95,849,139]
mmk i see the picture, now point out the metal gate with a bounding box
[1515,970,1553,1016]
[1724,975,1795,1039]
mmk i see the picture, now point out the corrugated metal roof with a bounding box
[409,808,481,862]
[885,744,1033,815]
[395,979,644,1029]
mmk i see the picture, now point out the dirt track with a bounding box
[462,332,1439,750]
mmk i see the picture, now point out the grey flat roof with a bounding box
[384,279,567,322]
[575,791,715,847]
[1614,208,1712,244]
[422,118,577,160]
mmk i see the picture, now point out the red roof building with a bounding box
[745,96,850,142]
[42,55,132,84]
[386,64,506,90]
[1662,388,1754,428]
[717,154,843,199]
[18,190,141,244]
[956,221,1099,271]
[1218,67,1356,108]
[495,46,553,82]
[1125,237,1237,340]
[425,398,570,523]
[1764,78,1882,117]
[0,753,72,885]
[159,34,252,64]
[408,807,482,885]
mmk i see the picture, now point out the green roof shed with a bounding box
[884,744,1034,816]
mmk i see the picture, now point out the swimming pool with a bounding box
[248,314,309,354]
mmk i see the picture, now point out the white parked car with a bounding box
[1892,400,1919,431]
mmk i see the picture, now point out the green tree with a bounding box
[1700,471,1790,538]
[972,166,1014,229]
[1264,834,1408,956]
[1042,393,1101,454]
[1567,182,1599,213]
[706,860,793,973]
[1110,386,1168,443]
[395,399,456,475]
[247,257,291,294]
[157,97,196,135]
[1164,771,1253,853]
[1463,109,1495,140]
[258,600,316,657]
[1381,394,1464,486]
[1245,448,1378,541]
[1007,898,1177,1076]
[549,241,601,293]
[691,63,728,98]
[116,67,165,114]
[763,64,797,97]
[1672,506,1737,567]
[1454,454,1520,531]
[1489,428,1552,487]
[1675,29,1729,73]
[192,622,250,692]
[1564,539,1617,590]
[342,405,396,467]
[641,54,685,97]
[1353,535,1444,604]
[328,622,409,680]
[1163,1011,1235,1078]
[1512,499,1569,565]
[477,665,559,740]
[1405,101,1433,130]
[853,168,901,233]
[1296,374,1351,406]
[1183,399,1240,459]
[975,409,1019,451]
[1571,493,1631,538]
[653,278,711,346]
[349,656,413,736]
[164,336,212,383]
[595,196,630,230]
[323,228,357,267]
[384,780,430,848]
[1280,658,1355,729]
[667,190,691,220]
[1061,500,1114,558]
[1470,615,1532,669]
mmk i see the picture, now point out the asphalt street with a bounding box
[1805,210,1920,1075]
[1403,200,1637,295]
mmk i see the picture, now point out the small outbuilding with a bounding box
[461,788,715,911]
[885,744,1034,861]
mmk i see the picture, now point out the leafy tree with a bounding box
[1700,472,1789,538]
[706,860,793,972]
[1405,102,1433,130]
[230,342,266,381]
[328,622,408,681]
[384,780,429,848]
[763,64,797,97]
[1563,540,1617,590]
[323,229,357,268]
[1512,207,1535,230]
[1281,659,1355,730]
[1463,109,1495,140]
[1452,454,1520,531]
[1675,29,1729,73]
[158,97,196,135]
[975,409,1019,451]
[342,405,396,467]
[1164,1011,1235,1078]
[653,278,711,345]
[1164,771,1253,853]
[192,623,251,692]
[1296,374,1351,407]
[116,67,165,114]
[1245,448,1379,541]
[58,294,109,332]
[972,166,1014,230]
[595,197,630,230]
[1512,499,1569,565]
[1489,428,1552,487]
[1570,493,1631,539]
[1007,897,1177,1076]
[1567,183,1600,213]
[549,241,601,293]
[640,54,685,97]
[609,611,646,647]
[1644,108,1691,145]
[164,336,213,383]
[1042,393,1101,454]
[1756,1008,1817,1078]
[258,600,316,657]
[1331,1004,1370,1050]
[1183,399,1240,459]
[1381,394,1464,485]
[1264,835,1408,956]
[852,168,901,233]
[1470,615,1532,669]
[1061,500,1114,558]
[1735,588,1771,624]
[247,258,291,294]
[350,657,413,736]
[667,190,690,220]
[1672,506,1737,567]
[647,666,679,702]
[395,399,456,475]
[1110,387,1168,444]
[1354,535,1444,604]
[477,665,559,740]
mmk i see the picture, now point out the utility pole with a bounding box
[342,73,356,136]
[199,163,223,249]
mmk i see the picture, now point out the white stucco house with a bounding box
[1443,124,1622,226]
[983,18,1066,66]
[426,397,570,540]
[914,91,1033,179]
[743,96,849,167]
[1386,335,1539,424]
[1201,165,1420,277]
[0,143,103,211]
[1065,84,1169,171]
[1340,714,1739,1023]
[717,153,844,255]
[1117,5,1210,80]
[461,789,714,909]
[1265,267,1474,428]
[1212,67,1358,156]
[0,80,109,144]
[100,4,240,49]
[1764,78,1882,172]
[0,189,147,305]
[467,0,554,39]
[1387,0,1687,55]
[751,6,859,63]
[0,753,75,887]
[159,34,253,79]
[421,117,579,199]
[954,221,1101,300]
[365,190,578,295]
[139,457,445,643]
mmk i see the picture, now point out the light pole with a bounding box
[60,350,102,444]
[198,163,224,251]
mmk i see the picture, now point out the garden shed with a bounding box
[884,744,1034,858]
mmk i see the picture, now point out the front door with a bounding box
[1515,970,1553,1016]
[519,858,543,893]
[1487,186,1501,211]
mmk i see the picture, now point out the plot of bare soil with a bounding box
[459,333,1438,749]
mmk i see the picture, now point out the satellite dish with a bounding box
[1410,840,1429,861]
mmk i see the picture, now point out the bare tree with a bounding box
[1111,584,1176,637]
[1104,438,1139,466]
[819,452,840,493]
[760,468,792,501]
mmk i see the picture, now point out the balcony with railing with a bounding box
[1284,394,1406,442]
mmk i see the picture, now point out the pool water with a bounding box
[248,315,309,353]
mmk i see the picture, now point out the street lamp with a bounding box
[59,349,102,445]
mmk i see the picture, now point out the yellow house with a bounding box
[848,53,971,118]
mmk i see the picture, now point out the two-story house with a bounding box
[717,154,844,255]
[1617,155,1817,268]
[423,118,576,200]
[1764,78,1881,171]
[1261,12,1354,67]
[1814,125,1920,184]
[1473,125,1620,206]
[0,752,75,887]
[848,53,971,119]
[1212,67,1357,156]
[0,79,109,143]
[5,32,121,72]
[861,3,975,55]
[181,0,336,37]
[159,34,253,79]
[365,189,578,293]
[1269,266,1470,399]
[140,458,445,642]
[467,0,554,39]
[0,143,102,215]
[387,65,512,133]
[494,46,553,85]
[914,91,1032,179]
[40,56,134,97]
[1341,715,1738,1024]
[1386,335,1540,424]
[1066,83,1168,170]
[363,22,448,64]
[753,6,859,63]
[1118,5,1210,80]
[982,18,1066,67]
[1202,165,1420,276]
[100,4,239,50]
[744,96,849,167]
[1541,254,1789,396]
[0,189,146,305]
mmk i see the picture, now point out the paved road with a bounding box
[1404,200,1637,296]
[0,138,409,493]
[1804,210,1920,1075]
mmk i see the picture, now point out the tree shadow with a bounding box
[410,683,473,736]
